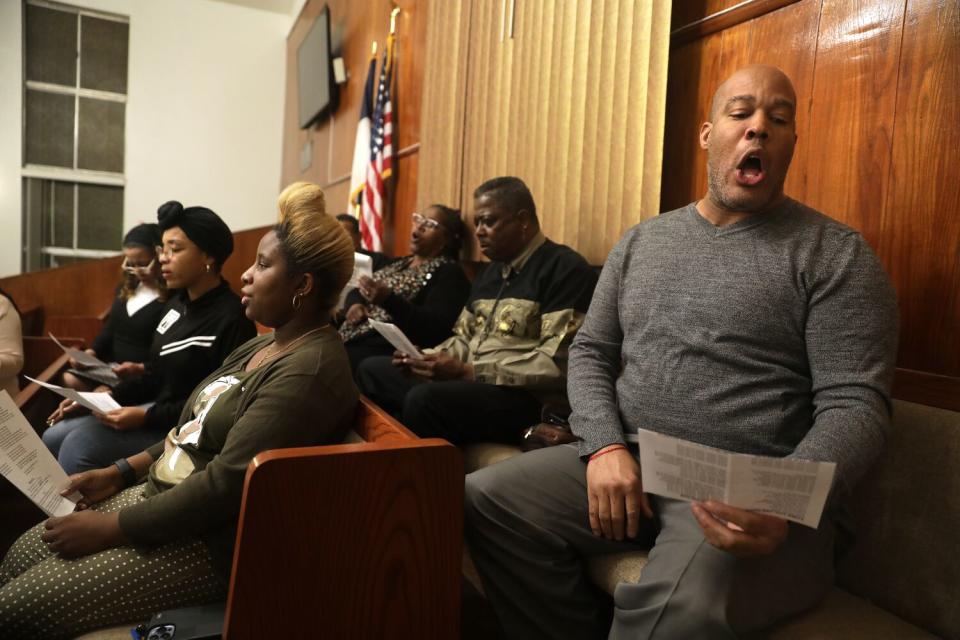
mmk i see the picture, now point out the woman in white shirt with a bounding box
[62,224,167,390]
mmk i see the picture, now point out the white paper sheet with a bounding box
[630,429,836,528]
[49,333,109,369]
[25,376,121,414]
[352,252,374,283]
[336,252,376,311]
[368,319,423,360]
[0,391,77,517]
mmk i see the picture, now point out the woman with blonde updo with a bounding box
[0,182,359,639]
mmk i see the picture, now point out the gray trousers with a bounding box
[464,445,836,640]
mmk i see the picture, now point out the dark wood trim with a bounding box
[670,0,802,48]
[892,368,960,413]
[397,142,420,159]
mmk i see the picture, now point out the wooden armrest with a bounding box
[16,335,83,427]
[15,352,70,402]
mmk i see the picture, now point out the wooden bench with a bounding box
[76,396,464,640]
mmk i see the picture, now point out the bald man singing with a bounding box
[464,65,899,639]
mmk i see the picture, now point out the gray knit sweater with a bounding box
[568,199,899,495]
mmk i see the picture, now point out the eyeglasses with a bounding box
[412,212,440,231]
[122,257,156,274]
[155,245,177,260]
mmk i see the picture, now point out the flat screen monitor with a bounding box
[297,5,337,128]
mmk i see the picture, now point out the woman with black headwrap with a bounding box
[62,223,168,390]
[43,202,256,474]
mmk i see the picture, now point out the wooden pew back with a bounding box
[223,396,463,640]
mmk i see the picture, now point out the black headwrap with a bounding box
[122,223,161,250]
[156,201,233,268]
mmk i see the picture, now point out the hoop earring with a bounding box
[292,292,303,310]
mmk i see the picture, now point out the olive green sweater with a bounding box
[118,328,358,580]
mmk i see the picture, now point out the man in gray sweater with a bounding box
[464,65,899,639]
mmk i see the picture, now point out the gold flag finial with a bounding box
[390,6,401,35]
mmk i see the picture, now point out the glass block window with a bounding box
[21,1,129,272]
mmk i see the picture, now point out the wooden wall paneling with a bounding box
[394,0,425,151]
[392,151,418,256]
[671,0,757,31]
[661,0,820,211]
[220,225,273,294]
[281,0,324,189]
[671,0,802,47]
[660,36,719,211]
[284,0,426,252]
[801,0,904,248]
[416,0,472,212]
[880,0,960,377]
[660,0,960,398]
[716,0,820,200]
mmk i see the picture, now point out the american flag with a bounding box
[347,55,377,215]
[361,39,394,252]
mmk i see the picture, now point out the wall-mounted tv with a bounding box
[297,5,338,129]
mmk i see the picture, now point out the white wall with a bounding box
[0,0,295,277]
[0,2,23,278]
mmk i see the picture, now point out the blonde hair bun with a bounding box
[275,182,355,312]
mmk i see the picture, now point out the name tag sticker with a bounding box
[156,309,181,335]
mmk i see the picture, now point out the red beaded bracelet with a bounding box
[589,444,627,461]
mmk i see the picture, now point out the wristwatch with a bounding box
[113,457,137,488]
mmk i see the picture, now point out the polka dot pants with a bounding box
[0,486,227,640]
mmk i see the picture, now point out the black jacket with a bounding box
[92,290,166,363]
[112,280,256,432]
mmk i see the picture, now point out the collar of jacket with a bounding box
[501,231,546,279]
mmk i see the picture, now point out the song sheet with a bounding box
[351,252,374,283]
[50,333,109,369]
[0,391,77,517]
[25,376,121,414]
[336,252,375,310]
[632,429,836,528]
[368,319,423,360]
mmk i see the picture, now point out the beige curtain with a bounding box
[419,0,671,264]
[417,0,474,211]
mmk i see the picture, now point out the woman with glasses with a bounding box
[0,182,358,639]
[339,205,470,372]
[43,202,256,474]
[62,224,168,391]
